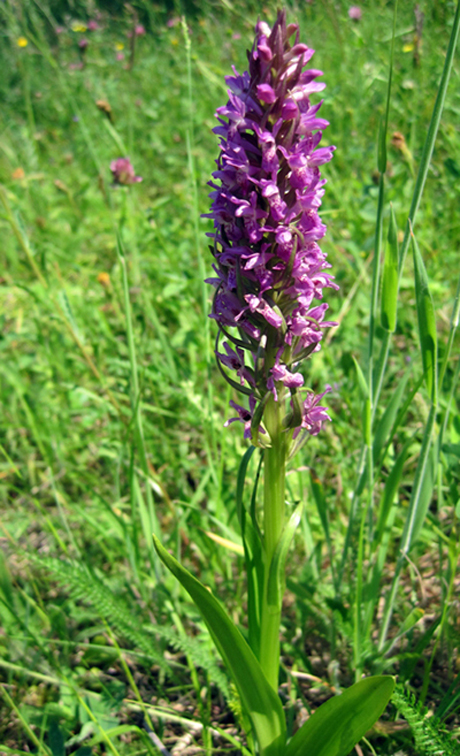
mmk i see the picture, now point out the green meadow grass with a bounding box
[0,1,460,754]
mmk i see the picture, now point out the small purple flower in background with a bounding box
[205,10,337,446]
[78,38,89,50]
[110,158,142,185]
[87,20,99,31]
[167,16,181,28]
[55,26,65,35]
[116,52,125,61]
[128,24,146,39]
[348,6,363,20]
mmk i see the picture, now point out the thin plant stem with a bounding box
[398,0,460,275]
[259,394,287,691]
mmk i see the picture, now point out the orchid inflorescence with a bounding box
[205,10,337,450]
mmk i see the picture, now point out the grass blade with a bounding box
[411,228,438,404]
[380,205,399,333]
[372,369,410,466]
[398,0,460,273]
[378,404,437,649]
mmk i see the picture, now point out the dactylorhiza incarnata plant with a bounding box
[204,7,337,691]
[154,12,394,756]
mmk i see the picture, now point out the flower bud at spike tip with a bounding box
[204,10,338,446]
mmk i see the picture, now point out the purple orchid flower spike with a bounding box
[205,10,337,449]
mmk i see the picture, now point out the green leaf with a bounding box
[152,535,286,756]
[407,442,436,547]
[48,721,65,756]
[381,205,399,332]
[310,473,337,591]
[372,369,410,465]
[375,440,411,542]
[284,676,395,756]
[411,229,437,403]
[352,356,369,399]
[394,607,425,642]
[266,502,303,612]
[236,446,264,658]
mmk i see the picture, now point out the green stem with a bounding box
[259,394,286,691]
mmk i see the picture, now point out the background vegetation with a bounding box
[0,0,459,754]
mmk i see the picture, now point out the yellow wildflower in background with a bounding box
[97,272,111,288]
[115,42,124,51]
[17,37,28,47]
[71,21,87,32]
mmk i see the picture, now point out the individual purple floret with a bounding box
[110,158,142,185]
[205,10,337,447]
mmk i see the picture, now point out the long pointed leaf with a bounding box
[411,229,437,403]
[284,676,394,756]
[381,205,399,333]
[398,0,460,274]
[236,446,264,657]
[152,535,286,756]
[372,369,410,466]
[266,502,303,612]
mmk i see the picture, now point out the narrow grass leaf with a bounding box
[310,472,337,590]
[203,530,244,555]
[400,404,436,555]
[411,229,437,403]
[379,404,437,648]
[407,444,436,547]
[236,446,256,531]
[352,356,369,399]
[439,272,460,391]
[152,535,286,756]
[284,676,395,756]
[266,502,303,612]
[372,369,410,466]
[381,205,399,333]
[398,0,460,272]
[363,442,411,637]
[236,446,264,656]
[376,440,411,542]
[382,607,425,655]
